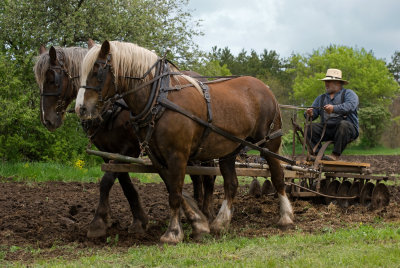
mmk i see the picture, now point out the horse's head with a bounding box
[34,45,86,131]
[75,40,117,120]
[75,40,159,120]
[33,46,71,130]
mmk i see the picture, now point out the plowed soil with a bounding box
[1,155,399,262]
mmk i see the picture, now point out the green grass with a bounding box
[0,162,200,184]
[0,162,103,183]
[1,143,399,184]
[2,224,400,267]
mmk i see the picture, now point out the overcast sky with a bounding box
[186,0,400,62]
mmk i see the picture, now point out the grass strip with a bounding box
[2,224,400,267]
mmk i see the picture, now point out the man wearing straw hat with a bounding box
[305,68,359,161]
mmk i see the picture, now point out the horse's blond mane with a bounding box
[33,47,88,93]
[80,41,206,96]
[80,41,159,89]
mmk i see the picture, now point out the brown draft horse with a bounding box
[34,43,215,239]
[75,40,294,244]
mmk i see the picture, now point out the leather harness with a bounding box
[83,55,295,167]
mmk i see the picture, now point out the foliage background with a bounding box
[0,0,399,163]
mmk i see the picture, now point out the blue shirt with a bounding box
[305,88,359,137]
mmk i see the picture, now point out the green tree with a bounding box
[193,60,232,77]
[290,45,399,146]
[0,0,202,63]
[358,106,391,148]
[0,0,202,162]
[387,51,400,84]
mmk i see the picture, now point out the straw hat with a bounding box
[320,68,348,84]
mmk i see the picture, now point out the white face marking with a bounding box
[75,88,86,114]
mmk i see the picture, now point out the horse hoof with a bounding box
[278,213,294,227]
[160,231,184,244]
[192,220,210,238]
[210,221,229,234]
[249,178,262,197]
[128,220,147,234]
[191,229,210,241]
[87,219,107,238]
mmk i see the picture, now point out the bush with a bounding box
[358,105,391,148]
[0,51,97,164]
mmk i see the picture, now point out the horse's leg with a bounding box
[210,155,238,233]
[87,171,116,238]
[190,174,204,211]
[181,191,210,240]
[201,174,216,221]
[117,172,148,234]
[158,157,209,244]
[262,151,294,227]
[157,160,186,244]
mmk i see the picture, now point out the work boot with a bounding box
[322,153,340,161]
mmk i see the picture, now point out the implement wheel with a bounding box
[325,180,340,204]
[360,182,375,207]
[337,180,352,208]
[371,183,390,210]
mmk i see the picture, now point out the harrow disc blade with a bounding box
[316,179,329,204]
[360,182,375,207]
[337,180,352,208]
[249,178,262,197]
[262,179,275,196]
[348,181,362,205]
[371,183,390,210]
[319,179,329,194]
[324,180,340,205]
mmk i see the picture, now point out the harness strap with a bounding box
[189,82,213,159]
[159,98,295,165]
[129,60,171,170]
[130,60,164,123]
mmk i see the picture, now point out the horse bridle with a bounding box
[82,54,112,93]
[41,60,78,115]
[80,54,116,112]
[81,53,170,112]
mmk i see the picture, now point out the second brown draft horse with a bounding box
[75,40,294,244]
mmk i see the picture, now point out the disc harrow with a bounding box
[248,157,396,210]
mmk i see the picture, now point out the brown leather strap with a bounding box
[159,98,295,165]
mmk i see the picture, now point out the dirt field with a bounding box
[1,155,399,262]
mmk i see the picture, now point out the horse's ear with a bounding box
[88,38,95,49]
[100,40,110,58]
[39,45,47,55]
[49,46,57,64]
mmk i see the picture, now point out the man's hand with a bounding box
[324,104,334,114]
[306,108,313,117]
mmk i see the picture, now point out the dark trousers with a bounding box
[306,120,357,156]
